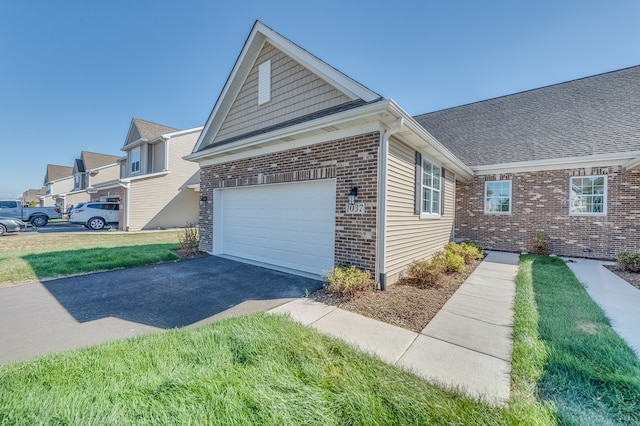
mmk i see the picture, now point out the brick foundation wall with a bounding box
[455,166,640,259]
[199,132,380,273]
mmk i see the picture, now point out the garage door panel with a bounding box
[214,180,336,275]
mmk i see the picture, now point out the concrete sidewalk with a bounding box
[270,251,519,406]
[564,257,640,359]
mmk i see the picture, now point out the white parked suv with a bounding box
[69,202,120,230]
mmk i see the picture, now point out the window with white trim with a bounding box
[258,60,271,105]
[421,159,441,215]
[131,147,140,174]
[484,180,512,214]
[570,176,606,214]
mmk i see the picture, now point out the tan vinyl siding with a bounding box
[213,42,352,143]
[66,191,89,208]
[152,141,166,173]
[127,132,200,231]
[91,164,120,185]
[385,138,455,285]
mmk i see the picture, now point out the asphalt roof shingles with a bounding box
[414,66,640,167]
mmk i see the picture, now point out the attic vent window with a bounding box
[258,60,271,105]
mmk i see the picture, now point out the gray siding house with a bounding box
[187,21,639,284]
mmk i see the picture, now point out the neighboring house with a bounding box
[21,187,46,206]
[62,151,120,210]
[186,22,473,287]
[93,118,202,231]
[42,164,74,207]
[415,66,640,260]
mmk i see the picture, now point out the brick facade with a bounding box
[455,166,640,259]
[199,132,380,273]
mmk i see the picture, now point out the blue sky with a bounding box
[2,0,639,199]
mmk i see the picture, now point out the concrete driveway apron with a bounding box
[0,256,321,364]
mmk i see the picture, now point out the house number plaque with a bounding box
[345,203,365,214]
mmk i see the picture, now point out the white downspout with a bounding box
[377,117,404,290]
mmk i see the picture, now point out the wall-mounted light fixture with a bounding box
[200,194,208,203]
[348,186,358,204]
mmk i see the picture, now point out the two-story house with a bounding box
[93,118,203,231]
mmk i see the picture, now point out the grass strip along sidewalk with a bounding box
[1,313,528,425]
[521,254,640,425]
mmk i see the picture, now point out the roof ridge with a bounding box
[414,64,640,118]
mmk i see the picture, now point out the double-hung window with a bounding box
[131,147,140,174]
[570,176,606,215]
[485,180,511,214]
[421,159,441,216]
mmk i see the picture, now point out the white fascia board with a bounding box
[385,100,475,180]
[625,155,640,169]
[472,151,640,174]
[121,138,148,151]
[89,180,123,190]
[185,100,393,163]
[89,162,119,173]
[120,170,170,183]
[162,126,204,139]
[195,122,384,167]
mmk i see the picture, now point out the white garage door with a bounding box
[213,179,336,276]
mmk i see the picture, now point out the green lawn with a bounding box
[0,232,181,285]
[523,255,640,425]
[0,313,541,425]
[1,248,637,424]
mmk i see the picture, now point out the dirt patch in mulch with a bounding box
[310,259,483,333]
[604,265,640,290]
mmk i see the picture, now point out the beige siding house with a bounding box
[94,118,202,231]
[186,22,472,287]
[42,164,74,207]
[62,151,120,211]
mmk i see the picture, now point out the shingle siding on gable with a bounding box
[213,42,352,144]
[455,167,640,259]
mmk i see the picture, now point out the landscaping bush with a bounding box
[444,250,465,273]
[617,252,640,273]
[179,222,200,256]
[530,230,551,255]
[445,242,484,264]
[404,253,447,288]
[324,265,376,297]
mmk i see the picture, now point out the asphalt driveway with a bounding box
[0,256,322,364]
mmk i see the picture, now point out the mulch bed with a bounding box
[604,265,640,290]
[310,259,483,333]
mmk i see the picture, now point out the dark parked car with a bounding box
[0,216,26,235]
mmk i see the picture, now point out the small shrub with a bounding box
[324,265,375,297]
[405,253,447,288]
[530,230,551,255]
[445,242,484,264]
[444,250,465,273]
[617,252,640,273]
[179,222,200,256]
